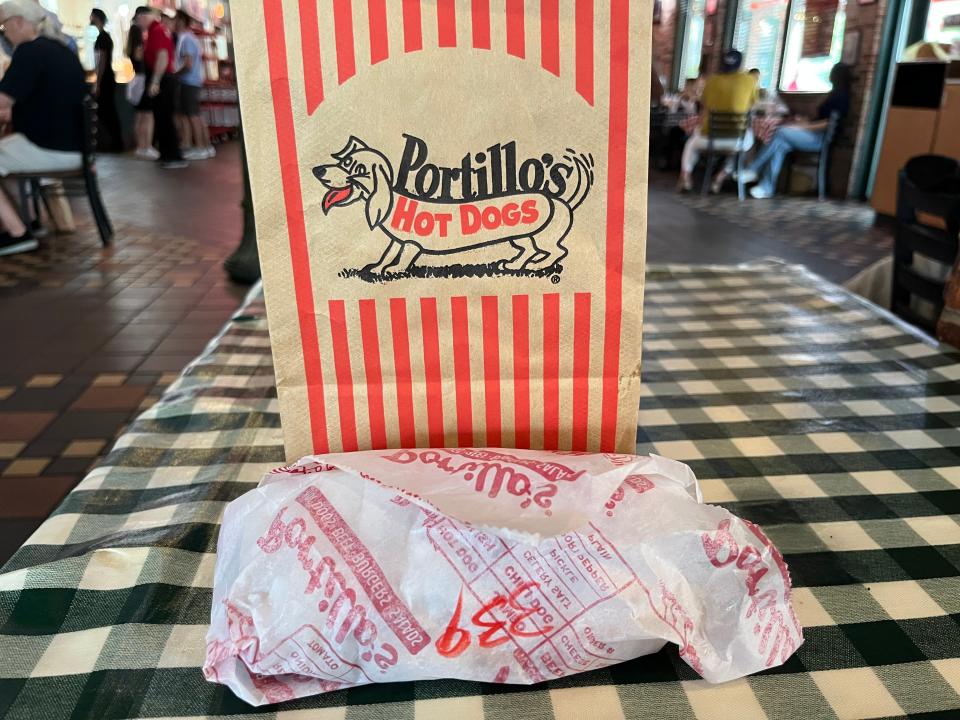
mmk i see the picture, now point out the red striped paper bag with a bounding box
[233,0,651,459]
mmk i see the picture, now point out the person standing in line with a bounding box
[173,10,214,160]
[89,8,123,151]
[137,5,185,168]
[127,10,155,159]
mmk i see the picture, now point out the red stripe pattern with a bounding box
[265,2,633,453]
[358,299,387,449]
[389,298,416,447]
[299,0,598,112]
[368,0,389,64]
[506,0,525,58]
[420,297,445,447]
[451,296,474,446]
[328,300,359,452]
[438,0,457,47]
[512,295,530,449]
[472,0,491,49]
[332,0,356,83]
[287,294,600,451]
[403,0,423,52]
[542,293,560,450]
[575,0,594,104]
[298,0,324,116]
[571,292,591,450]
[540,0,559,76]
[601,0,630,450]
[263,0,329,453]
[481,296,502,447]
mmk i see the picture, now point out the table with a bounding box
[2,260,959,719]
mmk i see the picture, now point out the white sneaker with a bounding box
[185,147,216,160]
[737,168,758,184]
[135,147,160,160]
[749,185,773,199]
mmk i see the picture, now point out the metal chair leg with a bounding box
[17,179,32,226]
[818,158,828,201]
[29,180,43,229]
[701,147,717,196]
[86,175,113,245]
[736,151,745,202]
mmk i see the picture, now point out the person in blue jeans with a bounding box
[741,64,852,199]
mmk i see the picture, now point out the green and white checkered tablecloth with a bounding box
[1,261,959,720]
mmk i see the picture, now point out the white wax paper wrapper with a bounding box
[203,449,802,705]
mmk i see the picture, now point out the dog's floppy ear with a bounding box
[332,136,368,161]
[365,163,394,230]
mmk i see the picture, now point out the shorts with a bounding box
[136,88,154,112]
[0,134,82,177]
[178,83,202,116]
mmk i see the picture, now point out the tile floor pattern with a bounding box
[648,173,894,284]
[0,150,893,566]
[0,221,246,563]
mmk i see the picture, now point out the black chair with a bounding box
[649,107,669,171]
[781,110,841,201]
[11,95,113,245]
[700,111,751,200]
[891,154,960,333]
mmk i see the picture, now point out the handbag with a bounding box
[125,73,145,106]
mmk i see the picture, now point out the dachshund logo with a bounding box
[313,134,593,282]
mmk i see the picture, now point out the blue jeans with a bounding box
[748,126,824,194]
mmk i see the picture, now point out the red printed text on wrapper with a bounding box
[701,519,803,667]
[383,449,585,513]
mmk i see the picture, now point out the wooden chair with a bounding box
[891,154,960,333]
[700,111,751,201]
[11,96,113,245]
[781,110,842,201]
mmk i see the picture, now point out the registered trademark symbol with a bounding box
[551,274,560,284]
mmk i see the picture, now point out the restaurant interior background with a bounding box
[0,1,959,717]
[39,0,238,145]
[653,0,959,200]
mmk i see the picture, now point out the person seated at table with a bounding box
[0,0,85,256]
[678,78,702,114]
[740,63,852,199]
[677,50,757,193]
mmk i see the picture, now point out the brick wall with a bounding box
[652,0,680,86]
[652,0,891,197]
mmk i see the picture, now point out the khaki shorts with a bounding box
[0,134,82,177]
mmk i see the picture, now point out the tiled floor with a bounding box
[0,147,893,565]
[0,142,246,563]
[646,173,893,284]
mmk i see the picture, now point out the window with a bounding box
[733,0,790,90]
[780,0,847,92]
[925,0,960,44]
[679,0,708,86]
[732,0,848,92]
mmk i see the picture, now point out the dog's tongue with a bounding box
[322,186,353,214]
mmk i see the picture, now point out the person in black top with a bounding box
[0,0,87,255]
[741,63,853,199]
[90,8,123,152]
[127,11,156,159]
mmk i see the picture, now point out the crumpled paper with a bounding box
[203,449,802,705]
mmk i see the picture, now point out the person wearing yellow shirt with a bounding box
[678,50,757,193]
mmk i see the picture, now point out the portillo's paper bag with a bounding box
[233,1,651,458]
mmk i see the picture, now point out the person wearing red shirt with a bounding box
[135,6,184,168]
